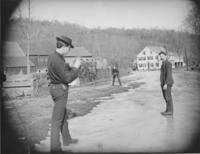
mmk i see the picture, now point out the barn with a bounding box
[19,40,96,70]
[3,41,36,75]
[19,39,55,70]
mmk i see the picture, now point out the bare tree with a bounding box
[16,1,31,74]
[185,1,200,64]
[184,48,189,71]
[27,0,30,75]
[173,26,188,63]
[185,1,200,35]
[17,0,43,74]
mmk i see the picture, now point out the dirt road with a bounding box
[34,70,200,153]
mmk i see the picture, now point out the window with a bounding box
[147,56,153,60]
[151,63,154,67]
[138,57,146,61]
[143,51,146,55]
[139,64,146,67]
[156,63,159,67]
[156,56,159,60]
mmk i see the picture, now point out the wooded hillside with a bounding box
[6,18,200,68]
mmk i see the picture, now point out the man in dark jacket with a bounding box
[159,51,174,116]
[111,64,122,86]
[47,36,81,153]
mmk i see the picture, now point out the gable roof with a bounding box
[3,41,26,57]
[168,51,183,58]
[19,39,55,56]
[3,41,35,67]
[168,51,176,56]
[65,47,92,57]
[4,57,35,67]
[145,46,166,54]
[19,40,92,57]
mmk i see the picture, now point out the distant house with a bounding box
[3,42,36,75]
[168,52,185,68]
[136,46,164,70]
[136,46,185,71]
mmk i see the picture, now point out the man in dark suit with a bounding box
[112,64,122,86]
[159,51,174,116]
[47,36,81,153]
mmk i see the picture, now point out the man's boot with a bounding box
[161,111,173,116]
[161,100,173,116]
[63,138,79,146]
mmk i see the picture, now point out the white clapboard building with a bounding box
[136,46,185,71]
[167,52,185,68]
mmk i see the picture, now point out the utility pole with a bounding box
[184,48,189,71]
[27,0,30,75]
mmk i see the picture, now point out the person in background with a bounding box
[111,64,122,86]
[159,51,174,116]
[47,35,81,153]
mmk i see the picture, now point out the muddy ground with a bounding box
[2,69,200,153]
[2,72,144,153]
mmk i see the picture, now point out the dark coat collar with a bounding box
[55,51,65,61]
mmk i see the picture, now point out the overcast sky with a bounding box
[13,0,192,30]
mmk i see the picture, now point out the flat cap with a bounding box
[56,35,74,48]
[158,51,167,55]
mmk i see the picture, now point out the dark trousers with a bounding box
[161,85,173,112]
[49,84,71,153]
[112,74,122,86]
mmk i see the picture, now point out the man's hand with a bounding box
[163,84,167,90]
[73,58,81,69]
